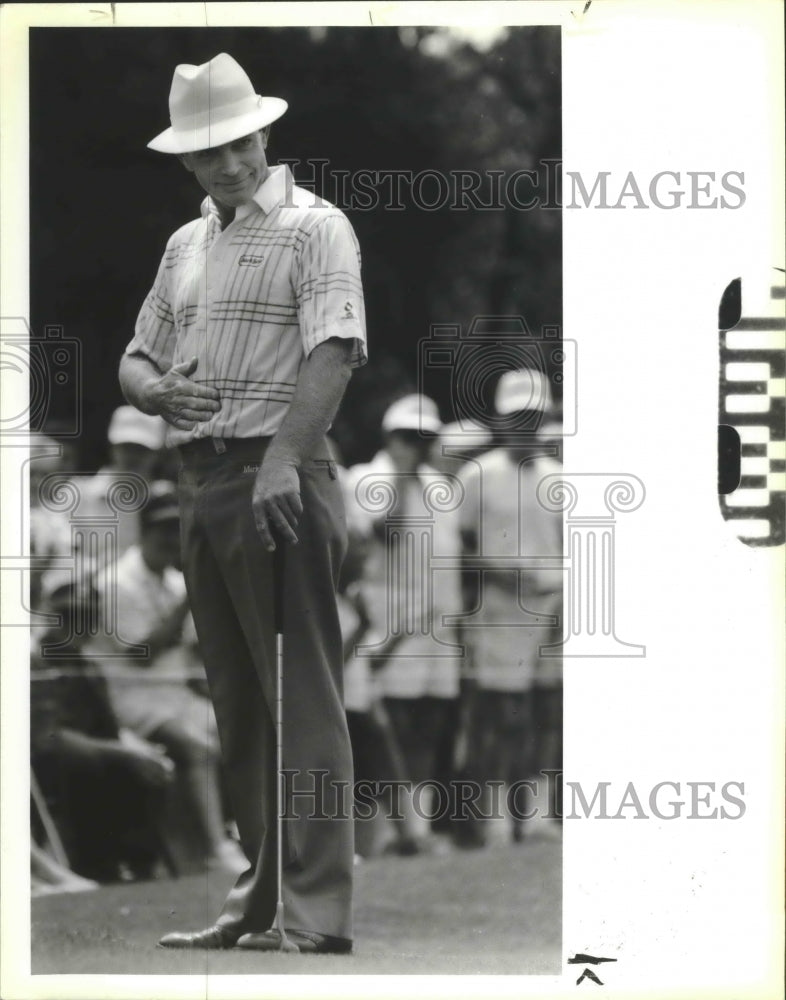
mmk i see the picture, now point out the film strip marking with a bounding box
[718,273,785,546]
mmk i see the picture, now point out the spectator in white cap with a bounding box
[379,393,442,470]
[455,368,562,847]
[107,405,167,473]
[72,406,167,574]
[344,394,463,851]
[495,366,552,420]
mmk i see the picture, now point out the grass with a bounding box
[31,838,561,976]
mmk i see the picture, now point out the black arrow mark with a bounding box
[576,968,604,986]
[568,953,617,965]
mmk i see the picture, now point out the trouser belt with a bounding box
[177,436,272,462]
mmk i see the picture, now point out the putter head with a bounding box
[278,931,300,953]
[273,902,300,953]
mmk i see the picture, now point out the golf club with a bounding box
[272,541,299,954]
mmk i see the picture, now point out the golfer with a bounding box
[119,53,366,954]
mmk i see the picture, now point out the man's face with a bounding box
[180,130,269,209]
[386,429,437,473]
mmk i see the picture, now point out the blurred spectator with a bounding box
[338,526,422,857]
[29,435,73,612]
[75,405,166,571]
[31,582,175,882]
[31,840,98,897]
[430,419,493,477]
[456,370,562,846]
[344,394,463,848]
[88,482,246,875]
[427,418,493,835]
[530,417,563,831]
[44,418,82,476]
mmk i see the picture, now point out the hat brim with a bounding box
[383,420,442,435]
[496,401,549,416]
[147,97,288,154]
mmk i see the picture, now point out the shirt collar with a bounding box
[200,164,294,224]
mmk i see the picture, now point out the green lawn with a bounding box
[32,839,561,976]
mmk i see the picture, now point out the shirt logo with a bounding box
[239,254,265,267]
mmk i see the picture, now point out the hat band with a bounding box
[170,93,263,135]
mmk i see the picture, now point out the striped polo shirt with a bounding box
[126,163,367,444]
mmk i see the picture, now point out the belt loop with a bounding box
[213,438,227,454]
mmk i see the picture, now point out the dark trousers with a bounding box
[383,696,457,786]
[458,688,536,844]
[532,684,563,819]
[465,688,535,785]
[177,438,354,940]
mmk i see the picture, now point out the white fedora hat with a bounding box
[148,53,288,154]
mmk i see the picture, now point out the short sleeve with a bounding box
[295,212,367,367]
[125,237,178,373]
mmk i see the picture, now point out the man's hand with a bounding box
[118,730,175,788]
[246,338,352,549]
[147,356,221,431]
[252,458,303,551]
[121,744,175,788]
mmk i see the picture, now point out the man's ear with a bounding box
[178,153,194,173]
[261,126,271,148]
